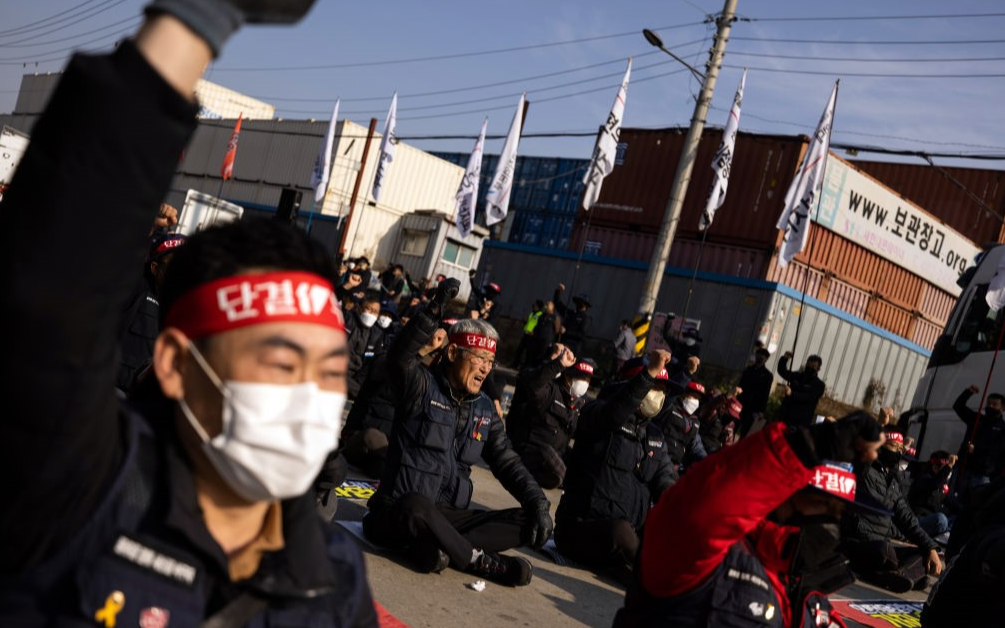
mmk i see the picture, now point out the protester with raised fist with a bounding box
[554,350,677,585]
[0,5,378,625]
[363,278,552,587]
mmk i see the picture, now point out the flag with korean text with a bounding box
[776,81,838,267]
[371,92,397,203]
[455,118,488,239]
[310,100,340,204]
[701,69,746,230]
[220,113,242,181]
[485,93,526,226]
[582,59,631,211]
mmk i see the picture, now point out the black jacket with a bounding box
[652,398,708,472]
[553,289,592,343]
[953,389,1005,477]
[369,308,546,512]
[695,394,738,455]
[776,356,825,427]
[923,479,1005,626]
[0,43,375,627]
[842,461,939,553]
[737,363,773,415]
[557,373,676,531]
[116,273,160,392]
[346,311,386,398]
[343,352,396,437]
[907,464,953,518]
[507,357,581,460]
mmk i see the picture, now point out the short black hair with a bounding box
[989,393,1005,404]
[160,218,335,326]
[807,355,823,367]
[755,347,771,359]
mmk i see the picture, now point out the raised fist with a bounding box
[646,349,672,377]
[432,278,461,309]
[556,283,566,291]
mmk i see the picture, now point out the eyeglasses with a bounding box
[457,346,496,369]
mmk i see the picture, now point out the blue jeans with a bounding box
[918,512,950,538]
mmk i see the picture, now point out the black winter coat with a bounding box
[557,373,676,531]
[907,464,952,518]
[507,357,581,459]
[842,462,938,552]
[737,363,773,415]
[346,312,386,397]
[953,389,1005,477]
[776,356,825,427]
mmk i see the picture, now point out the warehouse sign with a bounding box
[814,156,979,295]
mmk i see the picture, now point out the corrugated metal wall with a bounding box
[853,159,1005,246]
[478,242,928,411]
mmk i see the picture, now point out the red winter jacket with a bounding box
[640,423,819,628]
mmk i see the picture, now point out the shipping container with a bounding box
[853,159,1005,246]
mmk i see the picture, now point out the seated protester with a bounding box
[907,450,956,539]
[341,327,448,478]
[337,265,366,307]
[507,344,594,489]
[695,389,743,454]
[0,8,378,623]
[363,280,552,587]
[614,413,885,628]
[376,306,400,339]
[652,381,708,475]
[923,476,1005,627]
[116,230,186,393]
[554,352,677,585]
[840,429,943,592]
[953,385,1005,498]
[346,297,386,398]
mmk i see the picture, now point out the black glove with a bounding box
[145,0,318,56]
[789,411,882,468]
[524,501,553,550]
[429,277,461,317]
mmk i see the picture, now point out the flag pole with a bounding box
[337,117,378,260]
[568,205,595,299]
[680,226,710,326]
[304,196,317,233]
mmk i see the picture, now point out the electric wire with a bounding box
[0,15,141,49]
[0,0,106,37]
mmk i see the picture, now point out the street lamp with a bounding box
[635,0,738,319]
[642,29,706,83]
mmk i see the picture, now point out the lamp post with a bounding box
[636,0,738,317]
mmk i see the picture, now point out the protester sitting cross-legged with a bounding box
[907,450,956,539]
[840,428,944,592]
[613,412,886,628]
[507,344,595,489]
[0,6,378,624]
[362,278,552,587]
[652,380,708,476]
[554,351,677,586]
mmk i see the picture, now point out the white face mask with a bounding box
[684,337,696,347]
[377,315,393,329]
[638,389,666,419]
[179,343,346,503]
[359,312,378,328]
[682,396,700,415]
[570,379,590,398]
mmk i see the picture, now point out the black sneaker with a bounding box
[869,570,913,594]
[467,551,533,587]
[409,545,450,574]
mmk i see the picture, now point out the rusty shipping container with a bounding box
[853,160,1005,246]
[579,128,806,248]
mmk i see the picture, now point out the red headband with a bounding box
[809,463,857,501]
[450,333,497,354]
[885,432,904,444]
[165,271,345,339]
[574,362,595,375]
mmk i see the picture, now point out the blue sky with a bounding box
[2,0,1004,169]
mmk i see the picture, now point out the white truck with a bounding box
[176,189,244,236]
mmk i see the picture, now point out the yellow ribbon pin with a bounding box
[94,590,125,628]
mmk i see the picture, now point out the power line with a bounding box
[731,35,1005,45]
[0,15,140,49]
[741,12,1005,22]
[721,63,1005,78]
[0,0,128,44]
[0,26,133,64]
[728,50,1005,64]
[210,21,706,72]
[0,0,105,37]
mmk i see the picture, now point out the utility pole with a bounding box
[636,0,738,316]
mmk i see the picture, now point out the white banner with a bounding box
[987,254,1005,310]
[776,81,838,268]
[815,156,979,296]
[701,69,745,230]
[310,99,340,204]
[485,93,525,226]
[582,59,631,211]
[455,118,488,239]
[372,92,398,203]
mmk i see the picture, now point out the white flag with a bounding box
[455,118,488,239]
[987,253,1005,311]
[701,70,745,230]
[310,99,340,204]
[485,93,525,226]
[582,59,631,211]
[371,92,398,203]
[776,81,839,268]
